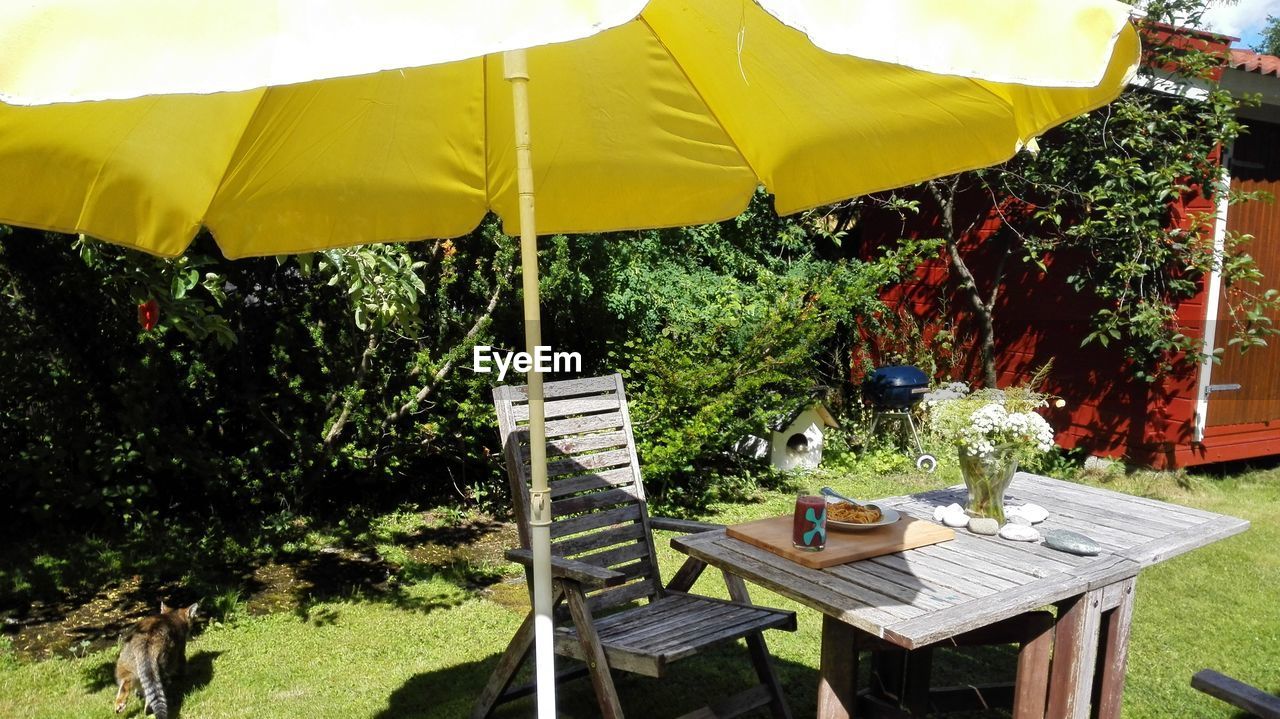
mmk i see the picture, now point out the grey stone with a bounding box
[1043,529,1102,556]
[1008,515,1032,526]
[968,517,999,535]
[998,523,1040,542]
[1083,455,1118,472]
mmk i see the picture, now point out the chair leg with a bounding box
[722,571,793,719]
[471,610,537,719]
[746,631,793,719]
[901,648,934,715]
[564,583,625,719]
[868,647,907,705]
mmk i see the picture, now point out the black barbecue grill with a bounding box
[862,365,937,472]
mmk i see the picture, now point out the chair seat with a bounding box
[554,592,796,678]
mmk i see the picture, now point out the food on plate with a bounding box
[828,501,882,524]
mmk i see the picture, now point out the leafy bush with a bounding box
[0,191,925,600]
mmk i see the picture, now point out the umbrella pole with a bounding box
[504,48,556,719]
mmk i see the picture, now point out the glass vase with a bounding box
[958,446,1019,524]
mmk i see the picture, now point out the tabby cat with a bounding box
[114,601,199,719]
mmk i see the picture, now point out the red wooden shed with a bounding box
[859,28,1280,469]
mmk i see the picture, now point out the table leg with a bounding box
[1013,610,1054,719]
[1047,588,1103,719]
[818,615,858,719]
[1092,577,1137,719]
[1047,575,1139,719]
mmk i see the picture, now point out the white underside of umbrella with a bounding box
[0,0,1134,105]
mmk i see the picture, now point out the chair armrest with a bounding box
[650,516,723,534]
[504,548,627,589]
[1192,669,1280,719]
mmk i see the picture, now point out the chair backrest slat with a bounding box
[585,581,655,614]
[552,485,641,517]
[543,411,625,438]
[545,447,633,478]
[509,395,623,422]
[535,431,630,459]
[549,467,636,499]
[551,522,648,557]
[504,374,619,400]
[550,504,644,540]
[575,542,652,576]
[494,374,664,613]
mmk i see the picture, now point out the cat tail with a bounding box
[136,652,168,719]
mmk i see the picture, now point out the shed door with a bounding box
[1209,119,1280,427]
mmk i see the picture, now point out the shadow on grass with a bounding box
[373,638,1034,719]
[3,513,517,658]
[285,517,514,625]
[83,656,116,693]
[372,648,822,719]
[81,650,220,719]
[170,650,222,718]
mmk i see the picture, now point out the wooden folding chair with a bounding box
[472,374,796,719]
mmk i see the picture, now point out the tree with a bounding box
[1253,14,1280,56]
[873,0,1278,386]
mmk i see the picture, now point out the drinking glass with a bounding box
[792,494,827,551]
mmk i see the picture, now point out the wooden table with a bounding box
[672,473,1249,719]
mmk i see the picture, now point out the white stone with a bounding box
[933,503,965,523]
[968,517,999,535]
[1006,503,1049,524]
[942,510,969,528]
[999,523,1041,542]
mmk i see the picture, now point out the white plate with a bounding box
[825,500,900,531]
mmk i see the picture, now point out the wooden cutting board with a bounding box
[726,514,955,569]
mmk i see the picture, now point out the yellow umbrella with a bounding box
[0,1,1139,715]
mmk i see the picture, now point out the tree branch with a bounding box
[932,179,1000,387]
[322,333,379,449]
[385,262,513,427]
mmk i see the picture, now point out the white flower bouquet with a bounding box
[924,382,1056,522]
[925,384,1055,463]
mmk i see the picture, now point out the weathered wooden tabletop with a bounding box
[672,473,1249,650]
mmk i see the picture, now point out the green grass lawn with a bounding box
[1,465,1276,718]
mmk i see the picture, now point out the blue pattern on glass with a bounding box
[803,506,826,545]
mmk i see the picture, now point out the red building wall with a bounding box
[860,194,1205,469]
[855,25,1280,469]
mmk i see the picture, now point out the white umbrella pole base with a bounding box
[530,522,555,718]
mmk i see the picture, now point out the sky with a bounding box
[1199,0,1280,48]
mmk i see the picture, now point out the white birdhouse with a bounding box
[769,401,840,471]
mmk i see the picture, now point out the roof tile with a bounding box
[1230,48,1280,77]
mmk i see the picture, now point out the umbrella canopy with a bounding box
[0,2,1139,716]
[0,0,1138,258]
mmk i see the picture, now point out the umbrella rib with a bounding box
[201,87,276,253]
[636,14,764,188]
[481,53,491,211]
